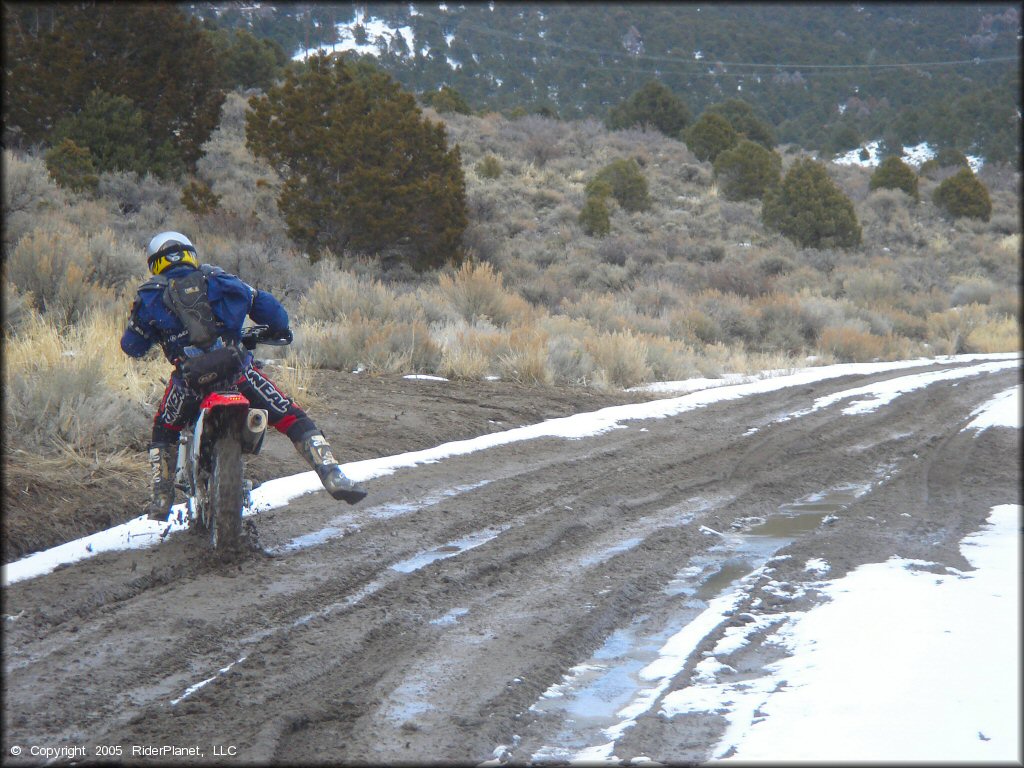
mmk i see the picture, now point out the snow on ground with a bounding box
[833,140,984,173]
[2,353,1017,586]
[707,503,1021,762]
[292,7,415,61]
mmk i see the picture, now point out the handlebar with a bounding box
[241,325,293,349]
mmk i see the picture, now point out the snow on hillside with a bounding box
[292,7,415,61]
[833,140,984,173]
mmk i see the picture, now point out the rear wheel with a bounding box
[208,430,243,556]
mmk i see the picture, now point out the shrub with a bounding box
[298,265,397,323]
[932,169,992,221]
[4,150,62,218]
[606,80,690,137]
[476,154,503,179]
[712,140,782,201]
[3,306,163,455]
[44,138,99,193]
[437,260,530,326]
[819,325,888,362]
[424,85,472,115]
[869,156,919,200]
[498,327,552,385]
[4,224,133,326]
[578,192,611,237]
[180,178,221,215]
[684,112,738,163]
[950,275,997,307]
[586,330,651,389]
[436,321,504,380]
[762,159,862,248]
[964,316,1019,353]
[705,99,776,148]
[589,158,650,212]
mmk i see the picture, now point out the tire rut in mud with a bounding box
[3,362,1018,763]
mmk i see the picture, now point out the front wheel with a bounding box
[208,430,243,556]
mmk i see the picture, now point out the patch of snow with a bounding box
[962,386,1020,435]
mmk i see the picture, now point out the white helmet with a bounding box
[146,231,198,274]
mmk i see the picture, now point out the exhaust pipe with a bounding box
[247,409,268,434]
[242,409,269,455]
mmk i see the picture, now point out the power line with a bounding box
[405,9,1018,72]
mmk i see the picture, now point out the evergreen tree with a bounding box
[3,3,224,172]
[705,99,776,148]
[246,54,468,269]
[424,85,473,114]
[578,184,612,238]
[684,112,738,163]
[52,89,182,178]
[762,159,862,248]
[869,156,919,200]
[206,27,288,92]
[713,140,782,201]
[932,168,992,222]
[44,138,99,193]
[589,159,650,212]
[606,80,691,138]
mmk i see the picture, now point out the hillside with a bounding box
[192,2,1022,162]
[3,87,1020,558]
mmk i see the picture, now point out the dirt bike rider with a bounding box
[121,231,367,521]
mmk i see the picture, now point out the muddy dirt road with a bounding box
[2,357,1019,764]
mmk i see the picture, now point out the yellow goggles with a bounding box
[150,248,199,275]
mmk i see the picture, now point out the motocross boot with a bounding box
[294,431,367,505]
[147,444,177,521]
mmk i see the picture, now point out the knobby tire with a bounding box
[209,429,243,557]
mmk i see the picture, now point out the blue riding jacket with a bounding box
[120,264,289,365]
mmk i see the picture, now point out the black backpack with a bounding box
[163,269,243,388]
[163,269,220,351]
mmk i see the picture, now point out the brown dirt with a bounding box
[2,360,1019,764]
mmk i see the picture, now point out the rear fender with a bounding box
[193,392,249,467]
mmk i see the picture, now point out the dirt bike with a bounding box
[174,324,292,557]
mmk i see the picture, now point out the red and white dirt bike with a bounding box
[174,324,291,556]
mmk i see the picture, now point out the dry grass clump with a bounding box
[497,326,552,385]
[586,330,652,389]
[436,320,506,380]
[819,325,892,362]
[437,260,532,326]
[298,264,399,323]
[4,222,141,327]
[3,304,164,454]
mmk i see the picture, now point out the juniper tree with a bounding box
[705,99,776,148]
[932,168,992,222]
[869,156,919,201]
[712,140,782,201]
[684,112,738,163]
[246,54,468,270]
[3,3,223,172]
[606,80,691,138]
[762,159,862,248]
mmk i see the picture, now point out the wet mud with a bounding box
[2,361,1019,764]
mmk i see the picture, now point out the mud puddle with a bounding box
[519,486,865,762]
[265,481,492,555]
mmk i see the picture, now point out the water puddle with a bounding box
[525,484,868,762]
[391,525,511,573]
[265,481,492,555]
[430,607,470,626]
